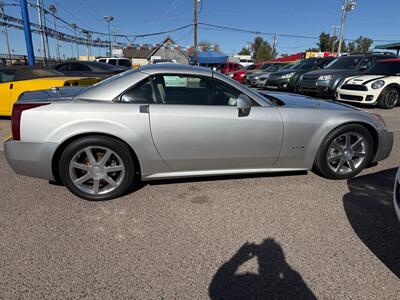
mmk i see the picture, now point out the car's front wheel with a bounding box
[59,136,135,201]
[378,86,399,109]
[314,124,374,180]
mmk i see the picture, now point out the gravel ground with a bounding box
[0,108,399,299]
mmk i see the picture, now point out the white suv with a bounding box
[95,58,132,69]
[336,58,400,109]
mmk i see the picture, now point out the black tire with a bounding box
[378,86,399,109]
[294,83,302,94]
[59,136,135,201]
[313,124,374,180]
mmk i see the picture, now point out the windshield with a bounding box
[259,63,272,70]
[367,61,400,75]
[90,61,121,71]
[296,60,319,70]
[265,64,285,72]
[325,56,362,69]
[280,64,295,70]
[245,64,258,70]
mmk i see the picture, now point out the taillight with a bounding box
[11,103,50,141]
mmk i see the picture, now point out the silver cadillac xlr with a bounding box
[4,64,393,200]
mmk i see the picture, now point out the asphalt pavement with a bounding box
[0,108,399,299]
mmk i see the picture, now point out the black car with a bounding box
[54,61,127,79]
[297,53,398,97]
[266,57,334,92]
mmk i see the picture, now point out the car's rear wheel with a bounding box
[314,124,374,180]
[378,86,399,109]
[59,136,135,201]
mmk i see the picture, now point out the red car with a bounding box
[220,62,241,74]
[232,64,260,82]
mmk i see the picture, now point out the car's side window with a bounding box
[71,63,91,71]
[120,78,156,103]
[153,74,247,106]
[0,70,16,83]
[108,59,117,66]
[358,57,373,71]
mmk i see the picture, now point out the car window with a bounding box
[119,59,132,68]
[98,59,106,63]
[120,78,156,103]
[326,56,362,69]
[71,63,91,72]
[0,70,15,83]
[108,59,117,66]
[155,74,241,106]
[56,64,70,71]
[368,61,400,75]
[358,57,373,71]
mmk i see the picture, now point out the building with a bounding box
[122,36,190,66]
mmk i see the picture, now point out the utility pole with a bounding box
[331,25,339,55]
[20,0,35,65]
[0,2,12,64]
[104,16,113,57]
[48,4,61,61]
[193,0,198,64]
[36,0,47,65]
[71,23,79,60]
[272,34,278,58]
[338,0,357,55]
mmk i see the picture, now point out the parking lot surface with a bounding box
[0,108,399,299]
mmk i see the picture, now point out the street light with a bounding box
[337,0,357,55]
[71,23,79,60]
[104,16,114,57]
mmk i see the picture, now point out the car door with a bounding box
[148,74,283,172]
[0,70,15,115]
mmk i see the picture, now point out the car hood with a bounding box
[18,86,87,103]
[343,74,391,85]
[263,91,363,111]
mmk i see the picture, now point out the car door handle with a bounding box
[9,84,13,90]
[139,105,149,113]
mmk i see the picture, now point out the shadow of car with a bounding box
[344,168,400,277]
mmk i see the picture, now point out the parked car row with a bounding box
[231,52,400,109]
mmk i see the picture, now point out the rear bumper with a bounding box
[4,139,58,181]
[372,130,393,163]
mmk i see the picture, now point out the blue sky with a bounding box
[2,0,400,58]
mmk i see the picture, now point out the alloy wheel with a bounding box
[69,146,125,195]
[385,89,399,107]
[326,132,367,175]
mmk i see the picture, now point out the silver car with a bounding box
[395,167,400,222]
[5,64,393,201]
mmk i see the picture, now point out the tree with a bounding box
[238,47,251,55]
[317,32,332,52]
[251,36,274,63]
[305,47,320,52]
[199,41,220,52]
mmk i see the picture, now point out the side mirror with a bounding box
[237,94,251,117]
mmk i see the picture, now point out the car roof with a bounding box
[138,63,213,76]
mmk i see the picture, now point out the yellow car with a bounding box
[0,66,101,116]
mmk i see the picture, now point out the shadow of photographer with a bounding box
[344,167,400,278]
[209,239,316,300]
